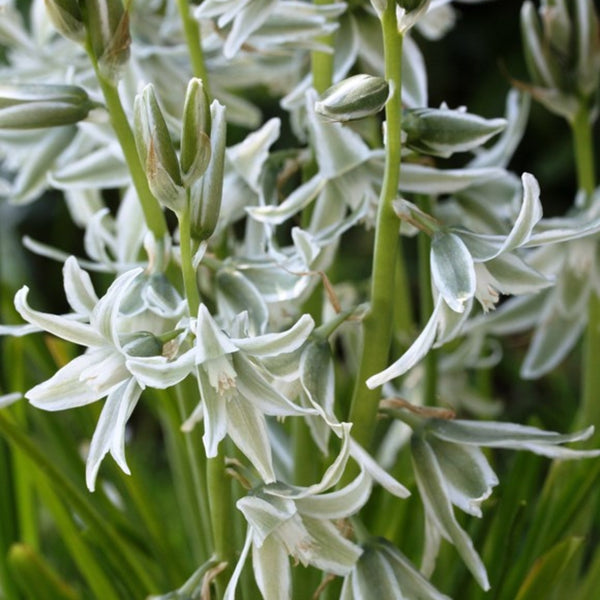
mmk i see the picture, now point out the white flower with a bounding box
[383,403,600,590]
[367,173,600,388]
[171,305,317,483]
[224,424,368,600]
[12,257,191,491]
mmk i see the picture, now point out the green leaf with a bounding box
[515,537,584,600]
[8,543,81,600]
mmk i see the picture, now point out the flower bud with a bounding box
[44,0,85,42]
[180,78,212,186]
[190,100,227,241]
[0,84,93,129]
[315,74,389,122]
[85,0,131,81]
[402,107,506,158]
[134,84,185,213]
[520,0,600,114]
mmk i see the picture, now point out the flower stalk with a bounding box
[175,0,211,94]
[347,1,404,449]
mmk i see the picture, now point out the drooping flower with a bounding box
[224,423,369,600]
[382,401,600,590]
[367,173,600,388]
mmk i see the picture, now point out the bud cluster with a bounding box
[520,0,600,120]
[133,79,226,241]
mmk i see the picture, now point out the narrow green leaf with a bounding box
[515,537,584,600]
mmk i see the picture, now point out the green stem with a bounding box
[175,0,212,92]
[178,198,201,315]
[207,452,233,598]
[346,2,403,449]
[417,195,437,406]
[570,102,596,201]
[572,100,599,441]
[311,0,337,93]
[93,71,168,241]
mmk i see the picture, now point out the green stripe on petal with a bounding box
[411,435,490,590]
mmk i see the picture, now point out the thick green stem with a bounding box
[311,0,336,93]
[572,101,599,441]
[347,3,403,449]
[94,74,168,241]
[571,102,596,203]
[176,0,212,93]
[207,452,233,598]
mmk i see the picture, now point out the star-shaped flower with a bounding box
[11,256,190,490]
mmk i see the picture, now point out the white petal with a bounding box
[85,378,142,491]
[195,304,238,363]
[227,394,276,483]
[26,348,125,410]
[411,435,490,591]
[349,439,411,498]
[251,533,291,600]
[367,297,443,388]
[231,314,314,357]
[91,268,144,347]
[15,287,104,347]
[62,256,99,315]
[197,369,228,457]
[126,349,196,389]
[430,231,476,313]
[295,469,372,519]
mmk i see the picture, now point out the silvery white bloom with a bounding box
[224,423,369,600]
[367,173,600,388]
[469,194,600,378]
[167,305,317,483]
[382,402,600,590]
[249,89,381,228]
[340,537,451,600]
[195,0,346,60]
[9,257,190,491]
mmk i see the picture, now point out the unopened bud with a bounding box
[402,107,506,158]
[180,78,212,186]
[134,84,185,213]
[0,84,93,129]
[44,0,85,42]
[520,0,600,111]
[190,100,226,241]
[315,74,389,122]
[85,0,131,81]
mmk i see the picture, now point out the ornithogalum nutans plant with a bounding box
[1,1,600,599]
